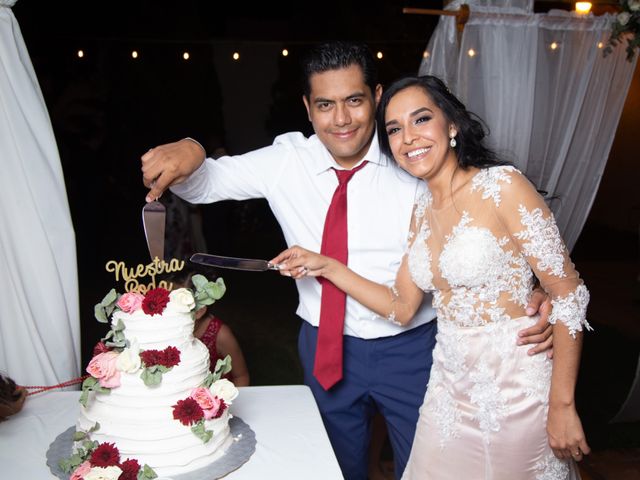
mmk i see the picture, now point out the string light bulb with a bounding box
[550,42,559,50]
[423,50,430,59]
[282,49,289,57]
[77,49,84,58]
[376,51,383,59]
[575,2,592,14]
[233,52,240,61]
[131,50,138,59]
[468,48,476,57]
[183,52,190,60]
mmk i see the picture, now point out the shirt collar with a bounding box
[314,128,389,175]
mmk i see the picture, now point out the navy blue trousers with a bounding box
[298,320,437,480]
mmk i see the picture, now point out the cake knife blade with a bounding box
[142,200,166,261]
[190,253,280,272]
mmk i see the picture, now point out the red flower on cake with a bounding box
[139,349,161,366]
[211,398,228,419]
[119,459,141,480]
[173,397,205,426]
[89,442,120,467]
[162,346,181,368]
[141,287,170,315]
[140,346,181,368]
[92,341,110,357]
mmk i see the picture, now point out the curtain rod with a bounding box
[403,5,470,31]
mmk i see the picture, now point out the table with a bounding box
[0,385,344,479]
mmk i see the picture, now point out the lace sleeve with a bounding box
[405,190,429,253]
[494,169,592,337]
[385,192,430,325]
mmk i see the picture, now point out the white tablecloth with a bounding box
[0,385,343,479]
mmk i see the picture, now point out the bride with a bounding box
[271,75,591,479]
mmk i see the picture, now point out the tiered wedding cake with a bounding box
[61,274,237,479]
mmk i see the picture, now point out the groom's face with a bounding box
[303,64,381,169]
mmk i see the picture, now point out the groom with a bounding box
[140,41,552,480]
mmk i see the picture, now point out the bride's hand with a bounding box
[270,246,334,279]
[547,404,590,462]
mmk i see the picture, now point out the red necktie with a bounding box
[314,161,368,390]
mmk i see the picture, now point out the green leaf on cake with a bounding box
[103,319,127,349]
[59,451,86,473]
[211,355,233,382]
[192,275,226,310]
[79,376,98,406]
[140,367,163,386]
[72,430,87,441]
[94,288,118,323]
[79,376,111,406]
[137,464,158,479]
[191,420,213,443]
[202,372,215,388]
[83,439,99,451]
[79,389,89,407]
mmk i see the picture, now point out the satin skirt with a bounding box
[402,316,580,480]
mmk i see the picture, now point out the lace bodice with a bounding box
[406,166,590,335]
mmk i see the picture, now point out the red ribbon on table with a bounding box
[18,375,89,396]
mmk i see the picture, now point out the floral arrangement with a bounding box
[59,428,157,480]
[172,356,238,443]
[604,0,640,61]
[80,275,226,406]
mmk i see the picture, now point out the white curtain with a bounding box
[0,0,80,385]
[420,2,637,251]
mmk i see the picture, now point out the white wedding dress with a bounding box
[401,166,589,480]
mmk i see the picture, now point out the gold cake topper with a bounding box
[105,257,185,293]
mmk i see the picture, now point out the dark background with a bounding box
[10,0,639,455]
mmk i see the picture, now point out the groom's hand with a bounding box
[518,288,553,358]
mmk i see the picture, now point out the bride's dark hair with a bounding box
[377,75,508,170]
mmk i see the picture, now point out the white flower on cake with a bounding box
[115,341,141,373]
[211,378,239,404]
[83,465,123,480]
[167,288,196,313]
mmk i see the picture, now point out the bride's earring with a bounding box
[449,132,457,148]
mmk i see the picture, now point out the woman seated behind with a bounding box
[271,75,591,479]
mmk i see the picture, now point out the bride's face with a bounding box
[383,86,457,181]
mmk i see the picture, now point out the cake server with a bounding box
[190,253,280,272]
[142,200,166,261]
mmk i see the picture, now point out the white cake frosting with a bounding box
[73,283,235,477]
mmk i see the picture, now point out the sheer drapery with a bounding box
[0,1,80,385]
[419,3,637,251]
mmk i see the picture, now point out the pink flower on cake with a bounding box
[89,442,120,467]
[173,397,205,425]
[84,465,123,480]
[70,460,91,480]
[141,287,170,315]
[118,459,140,480]
[168,288,196,313]
[210,378,239,405]
[86,352,121,388]
[190,387,227,420]
[116,292,144,313]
